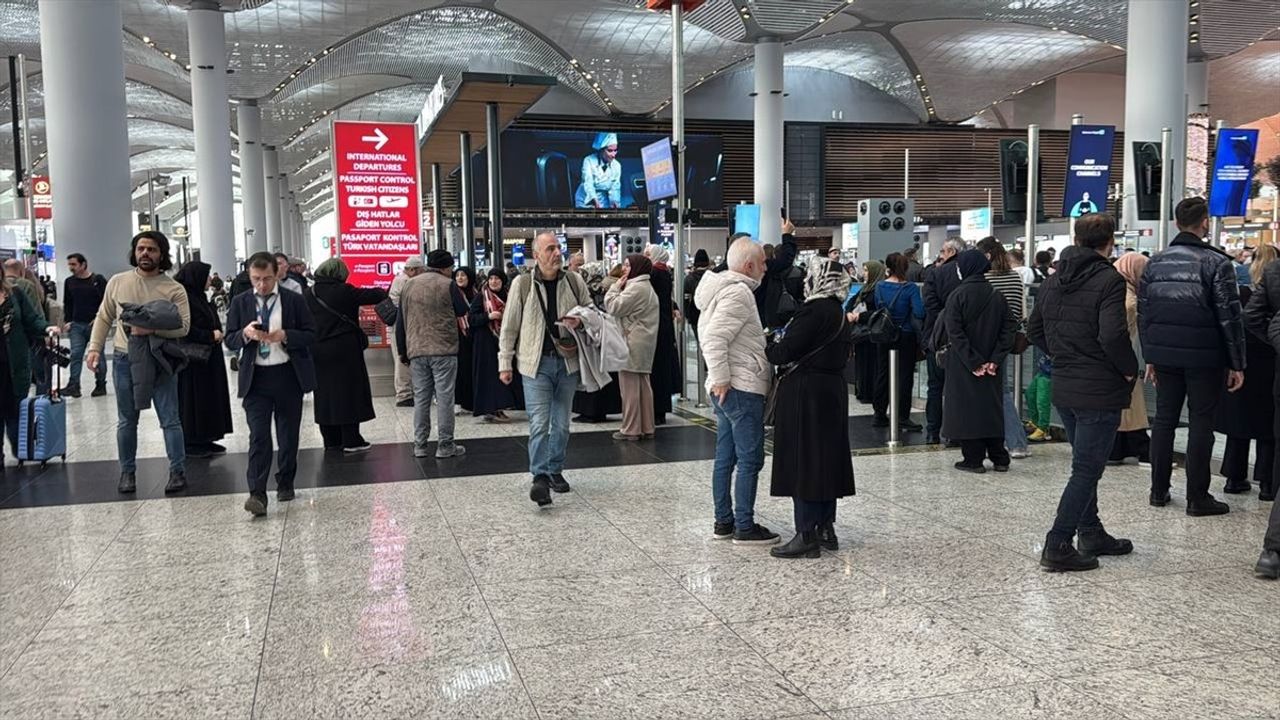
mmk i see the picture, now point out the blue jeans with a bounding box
[1047,407,1121,545]
[711,388,765,532]
[524,354,577,477]
[113,353,185,474]
[1003,357,1028,453]
[68,321,106,388]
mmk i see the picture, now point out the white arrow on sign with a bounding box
[361,127,388,151]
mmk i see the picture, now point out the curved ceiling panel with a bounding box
[1208,39,1280,126]
[279,83,433,179]
[747,0,849,37]
[784,31,925,119]
[848,0,1127,45]
[261,74,414,146]
[498,0,751,114]
[0,0,38,56]
[1198,0,1280,57]
[127,119,196,151]
[895,20,1122,121]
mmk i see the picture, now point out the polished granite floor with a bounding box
[0,379,1276,719]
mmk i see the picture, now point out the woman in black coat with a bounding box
[767,259,856,559]
[174,261,233,457]
[453,267,478,415]
[307,258,387,452]
[1215,282,1276,494]
[845,260,883,404]
[468,269,521,421]
[942,249,1015,472]
[645,245,682,424]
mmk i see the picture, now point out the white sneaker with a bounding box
[1010,449,1031,459]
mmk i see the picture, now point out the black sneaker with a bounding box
[343,442,373,454]
[954,461,986,474]
[91,384,108,397]
[899,419,923,432]
[164,472,186,494]
[530,475,552,507]
[207,443,227,455]
[992,464,1010,473]
[1149,489,1172,507]
[1039,540,1100,572]
[1223,478,1252,494]
[62,384,81,398]
[117,472,136,494]
[1078,530,1133,556]
[277,487,296,502]
[1256,550,1280,579]
[548,473,571,493]
[395,398,413,407]
[1186,496,1230,517]
[732,524,780,545]
[871,414,890,428]
[244,493,268,517]
[185,445,213,459]
[712,521,734,540]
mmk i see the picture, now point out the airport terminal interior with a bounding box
[2,1,1280,718]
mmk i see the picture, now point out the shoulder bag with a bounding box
[374,297,398,327]
[532,276,578,360]
[312,292,370,351]
[866,283,907,345]
[764,314,847,427]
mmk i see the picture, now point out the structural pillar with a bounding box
[431,163,444,251]
[37,0,133,277]
[485,103,503,267]
[237,100,267,255]
[278,173,291,256]
[187,0,236,277]
[1186,59,1208,116]
[753,38,784,244]
[1122,0,1187,231]
[459,131,475,266]
[263,146,282,253]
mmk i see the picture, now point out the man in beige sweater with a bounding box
[86,231,191,495]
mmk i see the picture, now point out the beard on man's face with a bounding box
[136,255,157,271]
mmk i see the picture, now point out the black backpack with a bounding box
[865,284,906,345]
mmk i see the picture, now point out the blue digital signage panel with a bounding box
[733,204,762,242]
[1208,128,1259,218]
[641,138,678,202]
[1062,124,1115,217]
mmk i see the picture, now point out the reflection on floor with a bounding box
[0,384,1277,719]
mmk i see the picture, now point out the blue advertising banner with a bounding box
[641,138,678,202]
[1208,128,1259,218]
[1062,124,1115,217]
[733,204,762,242]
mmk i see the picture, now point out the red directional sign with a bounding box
[332,120,422,346]
[31,175,51,219]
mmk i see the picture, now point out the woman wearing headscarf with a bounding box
[174,261,233,457]
[643,244,682,425]
[573,262,624,423]
[0,281,55,463]
[453,266,478,416]
[306,258,387,452]
[1214,244,1276,494]
[977,237,1030,459]
[468,269,521,422]
[605,253,660,440]
[845,259,883,404]
[942,249,1016,472]
[1110,252,1152,465]
[767,258,856,558]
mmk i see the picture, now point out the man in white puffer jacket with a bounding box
[695,237,780,546]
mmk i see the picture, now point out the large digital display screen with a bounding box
[494,129,722,211]
[1208,128,1259,218]
[960,207,992,241]
[733,204,762,242]
[1062,124,1115,217]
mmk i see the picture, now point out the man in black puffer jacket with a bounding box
[1138,196,1246,517]
[1028,213,1139,572]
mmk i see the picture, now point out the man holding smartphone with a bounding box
[225,252,316,516]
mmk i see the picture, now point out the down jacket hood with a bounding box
[1053,246,1113,293]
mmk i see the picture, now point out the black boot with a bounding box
[1078,530,1133,556]
[91,383,108,397]
[1039,540,1099,572]
[1223,477,1252,494]
[1260,481,1275,502]
[164,471,186,494]
[62,383,81,398]
[818,523,838,551]
[770,530,820,559]
[1256,550,1280,579]
[117,472,136,494]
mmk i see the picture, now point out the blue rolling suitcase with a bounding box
[18,338,68,466]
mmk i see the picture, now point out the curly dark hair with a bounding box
[128,231,174,272]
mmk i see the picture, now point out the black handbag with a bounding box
[374,297,398,327]
[764,315,847,427]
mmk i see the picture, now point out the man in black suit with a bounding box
[225,251,316,517]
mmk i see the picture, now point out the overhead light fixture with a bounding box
[142,35,150,43]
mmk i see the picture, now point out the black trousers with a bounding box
[874,334,918,422]
[1150,366,1225,501]
[960,438,1011,468]
[243,364,304,496]
[793,498,836,534]
[319,423,365,449]
[1222,436,1275,487]
[925,350,945,436]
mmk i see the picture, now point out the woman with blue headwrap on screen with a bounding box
[576,132,623,209]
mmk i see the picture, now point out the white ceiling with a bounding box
[0,0,1277,221]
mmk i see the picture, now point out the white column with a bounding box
[1122,1,1187,230]
[278,173,291,255]
[38,0,132,277]
[263,147,282,253]
[237,101,267,254]
[753,39,784,243]
[187,1,236,276]
[1186,59,1208,116]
